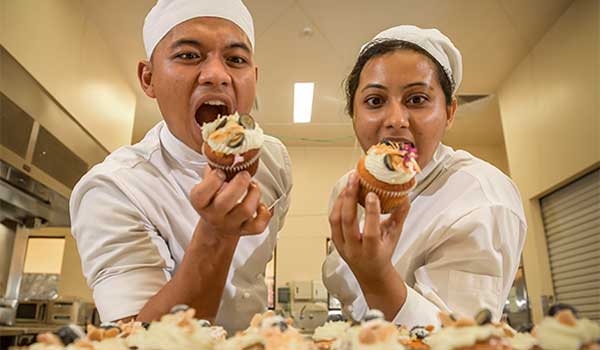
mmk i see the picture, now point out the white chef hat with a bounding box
[361,25,462,94]
[143,0,255,58]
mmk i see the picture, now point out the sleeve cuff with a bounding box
[392,282,442,328]
[93,268,168,322]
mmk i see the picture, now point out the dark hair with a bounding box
[344,39,453,116]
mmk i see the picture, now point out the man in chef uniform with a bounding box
[69,0,292,333]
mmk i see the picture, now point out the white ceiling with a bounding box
[82,0,573,147]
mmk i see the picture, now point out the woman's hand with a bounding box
[329,171,410,320]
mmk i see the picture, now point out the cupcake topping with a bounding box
[364,142,420,185]
[202,112,264,155]
[409,326,429,340]
[475,309,493,325]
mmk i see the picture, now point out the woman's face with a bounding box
[352,50,457,169]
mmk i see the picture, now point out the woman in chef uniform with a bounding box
[323,25,526,327]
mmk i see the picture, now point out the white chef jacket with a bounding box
[322,144,526,327]
[70,121,292,332]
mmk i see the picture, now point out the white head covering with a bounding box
[361,25,462,94]
[143,0,255,58]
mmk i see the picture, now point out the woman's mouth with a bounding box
[381,137,415,148]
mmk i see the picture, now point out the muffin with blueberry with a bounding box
[126,305,226,350]
[534,304,600,350]
[312,315,351,350]
[216,311,315,350]
[332,310,406,350]
[400,325,434,350]
[424,309,512,350]
[202,113,264,181]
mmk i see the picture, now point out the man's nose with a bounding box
[198,56,232,87]
[385,100,410,129]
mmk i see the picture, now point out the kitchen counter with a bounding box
[0,323,60,336]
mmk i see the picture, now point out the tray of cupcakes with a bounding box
[15,302,599,350]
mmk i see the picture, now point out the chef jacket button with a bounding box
[243,292,251,299]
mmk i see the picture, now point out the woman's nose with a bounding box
[384,100,410,129]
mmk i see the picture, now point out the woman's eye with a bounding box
[407,95,428,105]
[176,52,200,60]
[365,96,384,107]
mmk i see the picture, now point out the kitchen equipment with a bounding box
[15,300,47,324]
[47,300,95,325]
[0,298,17,326]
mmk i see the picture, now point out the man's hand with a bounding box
[329,171,410,320]
[190,168,272,238]
[137,167,272,323]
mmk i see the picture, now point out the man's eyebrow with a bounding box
[226,42,251,53]
[170,38,202,49]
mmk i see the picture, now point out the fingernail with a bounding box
[215,169,226,180]
[367,192,377,203]
[348,172,357,186]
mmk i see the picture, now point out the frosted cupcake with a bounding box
[313,320,351,350]
[216,311,314,350]
[331,310,406,350]
[401,325,434,350]
[126,305,226,350]
[202,113,264,181]
[504,332,539,350]
[425,309,512,350]
[534,308,600,350]
[356,141,420,213]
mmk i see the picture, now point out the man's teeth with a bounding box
[204,100,226,106]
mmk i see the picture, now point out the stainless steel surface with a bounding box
[47,300,95,325]
[0,323,59,336]
[24,122,40,165]
[0,161,69,227]
[0,46,108,173]
[0,222,16,297]
[15,301,47,324]
[4,226,28,302]
[0,299,17,326]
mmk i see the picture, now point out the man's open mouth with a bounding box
[195,99,231,127]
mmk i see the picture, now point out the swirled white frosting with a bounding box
[424,324,505,350]
[202,113,264,155]
[363,145,418,185]
[29,344,64,350]
[126,313,223,350]
[216,326,312,350]
[506,332,539,350]
[331,319,406,350]
[536,316,600,350]
[313,321,350,341]
[69,338,130,350]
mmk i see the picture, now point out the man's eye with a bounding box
[366,96,384,107]
[176,52,200,60]
[227,56,247,65]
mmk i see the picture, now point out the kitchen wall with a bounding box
[450,144,510,175]
[497,0,599,322]
[0,0,136,152]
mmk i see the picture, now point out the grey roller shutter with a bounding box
[540,169,600,322]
